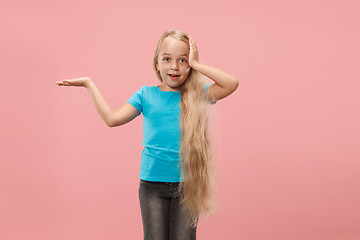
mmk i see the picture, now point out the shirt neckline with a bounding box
[157,85,180,93]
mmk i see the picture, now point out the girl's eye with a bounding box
[180,59,187,63]
[163,57,170,61]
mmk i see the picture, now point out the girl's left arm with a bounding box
[188,35,239,102]
[192,62,239,101]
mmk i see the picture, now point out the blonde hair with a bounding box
[152,29,216,227]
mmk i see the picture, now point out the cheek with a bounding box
[184,68,190,76]
[183,67,190,73]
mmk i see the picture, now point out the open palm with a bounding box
[56,77,91,87]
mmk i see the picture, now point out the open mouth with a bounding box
[168,74,180,79]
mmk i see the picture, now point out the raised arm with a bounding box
[193,63,238,102]
[188,35,239,102]
[56,77,139,127]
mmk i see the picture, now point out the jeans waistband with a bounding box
[140,179,180,185]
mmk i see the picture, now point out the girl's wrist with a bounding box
[190,61,201,70]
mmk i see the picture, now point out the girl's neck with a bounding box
[158,85,180,92]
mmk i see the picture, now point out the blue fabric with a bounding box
[126,83,215,182]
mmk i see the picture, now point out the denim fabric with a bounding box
[139,180,198,240]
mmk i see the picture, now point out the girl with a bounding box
[56,29,238,240]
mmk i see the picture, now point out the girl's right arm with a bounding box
[56,77,140,127]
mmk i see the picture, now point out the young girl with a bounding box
[56,29,238,240]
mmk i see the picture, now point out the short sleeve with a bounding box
[126,86,146,116]
[205,83,217,104]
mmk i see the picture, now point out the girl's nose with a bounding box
[171,61,179,70]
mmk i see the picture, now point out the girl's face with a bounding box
[156,36,191,91]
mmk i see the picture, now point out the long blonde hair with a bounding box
[152,29,216,227]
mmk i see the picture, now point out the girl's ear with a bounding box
[155,62,159,71]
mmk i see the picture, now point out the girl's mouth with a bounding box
[168,74,180,80]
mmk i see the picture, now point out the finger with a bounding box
[190,40,197,50]
[189,36,193,44]
[191,42,196,51]
[57,80,70,86]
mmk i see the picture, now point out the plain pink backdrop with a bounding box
[1,0,359,239]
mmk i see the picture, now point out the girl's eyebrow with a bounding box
[162,53,188,57]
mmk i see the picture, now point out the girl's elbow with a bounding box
[231,78,239,91]
[106,120,114,128]
[105,116,115,128]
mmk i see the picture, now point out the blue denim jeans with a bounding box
[139,179,198,240]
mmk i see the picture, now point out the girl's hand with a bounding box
[56,77,92,88]
[188,35,200,68]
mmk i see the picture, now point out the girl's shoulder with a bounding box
[137,85,157,90]
[131,85,161,98]
[132,85,154,93]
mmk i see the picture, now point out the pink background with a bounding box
[1,0,359,239]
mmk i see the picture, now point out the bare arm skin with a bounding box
[188,35,239,102]
[109,102,139,127]
[192,62,239,101]
[56,77,140,127]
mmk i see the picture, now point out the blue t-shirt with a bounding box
[126,83,215,182]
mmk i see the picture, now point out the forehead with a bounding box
[159,37,189,56]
